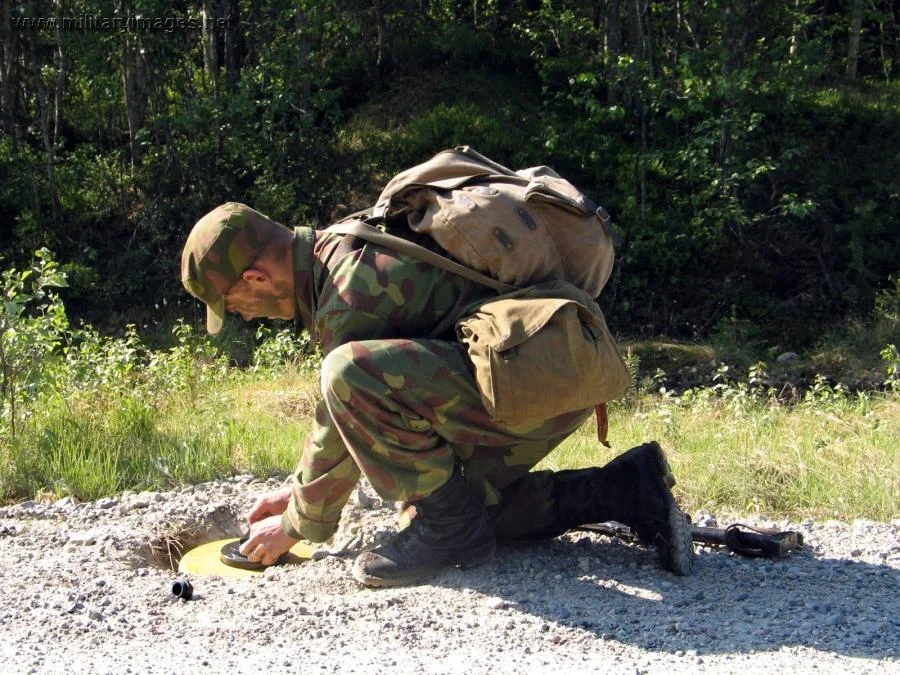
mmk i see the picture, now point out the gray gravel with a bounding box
[1,477,898,674]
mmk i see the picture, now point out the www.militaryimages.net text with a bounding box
[9,13,232,33]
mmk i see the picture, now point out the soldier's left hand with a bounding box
[238,515,298,566]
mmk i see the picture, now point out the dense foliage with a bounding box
[1,0,898,344]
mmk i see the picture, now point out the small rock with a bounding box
[776,352,800,364]
[96,498,118,510]
[89,611,104,621]
[485,597,507,610]
[852,519,877,534]
[18,500,36,510]
[68,533,97,546]
[54,496,78,509]
[696,512,717,527]
[355,485,379,510]
[850,548,863,557]
[0,508,7,518]
[826,613,847,626]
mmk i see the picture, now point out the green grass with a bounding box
[0,370,315,501]
[541,394,899,521]
[3,361,897,522]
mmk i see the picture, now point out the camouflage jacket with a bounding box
[281,227,492,542]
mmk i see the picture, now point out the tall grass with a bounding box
[543,391,899,521]
[1,250,897,519]
[3,339,897,520]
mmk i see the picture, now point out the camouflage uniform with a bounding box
[181,203,593,545]
[284,226,592,542]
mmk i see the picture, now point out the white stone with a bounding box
[67,532,97,546]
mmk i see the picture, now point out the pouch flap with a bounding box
[460,280,603,353]
[479,296,573,352]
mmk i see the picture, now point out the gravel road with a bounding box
[1,477,898,674]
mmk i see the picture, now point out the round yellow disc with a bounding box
[178,538,315,578]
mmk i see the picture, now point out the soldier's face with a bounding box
[223,273,293,321]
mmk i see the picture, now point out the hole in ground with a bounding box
[141,504,245,571]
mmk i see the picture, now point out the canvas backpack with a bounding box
[371,145,616,298]
[327,147,629,437]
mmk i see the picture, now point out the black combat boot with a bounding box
[352,467,497,587]
[552,441,695,576]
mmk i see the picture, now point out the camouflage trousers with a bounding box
[321,338,593,539]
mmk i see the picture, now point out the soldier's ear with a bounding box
[241,268,269,286]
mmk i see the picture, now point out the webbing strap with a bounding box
[595,403,610,448]
[325,219,518,293]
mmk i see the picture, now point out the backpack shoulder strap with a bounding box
[325,219,517,294]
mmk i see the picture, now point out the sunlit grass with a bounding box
[2,360,897,522]
[541,394,899,521]
[0,369,317,502]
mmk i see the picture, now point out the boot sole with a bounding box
[640,442,696,576]
[655,506,695,576]
[352,540,496,588]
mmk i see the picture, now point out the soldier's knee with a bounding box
[320,342,358,404]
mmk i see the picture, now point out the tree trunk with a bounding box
[246,0,261,64]
[121,33,148,170]
[26,32,59,225]
[789,0,802,61]
[0,1,20,141]
[223,0,242,90]
[373,0,393,81]
[295,2,311,106]
[202,1,220,98]
[847,0,863,78]
[52,9,67,145]
[607,0,622,104]
[627,0,650,229]
[894,0,900,79]
[627,0,643,61]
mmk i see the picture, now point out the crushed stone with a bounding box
[1,478,898,674]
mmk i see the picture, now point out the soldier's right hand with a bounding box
[247,485,293,525]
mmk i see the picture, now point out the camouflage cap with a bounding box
[181,202,271,334]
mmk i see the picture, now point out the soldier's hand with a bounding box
[247,485,293,525]
[238,515,297,567]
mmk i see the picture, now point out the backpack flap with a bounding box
[374,147,508,219]
[406,182,566,289]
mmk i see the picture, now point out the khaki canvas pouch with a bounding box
[456,280,631,427]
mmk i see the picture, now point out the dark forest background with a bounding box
[1,0,898,347]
